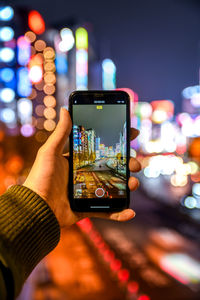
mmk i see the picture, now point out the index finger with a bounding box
[76,209,136,222]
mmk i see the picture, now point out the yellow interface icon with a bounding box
[96,105,103,109]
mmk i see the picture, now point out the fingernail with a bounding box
[119,210,136,221]
[62,105,68,111]
[128,210,136,218]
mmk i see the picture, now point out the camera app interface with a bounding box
[73,103,127,199]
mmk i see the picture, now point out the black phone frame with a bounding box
[68,90,130,212]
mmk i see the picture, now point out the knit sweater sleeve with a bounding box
[0,185,60,299]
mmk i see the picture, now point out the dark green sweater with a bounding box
[0,185,60,299]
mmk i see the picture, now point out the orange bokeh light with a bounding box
[43,95,56,107]
[43,84,56,95]
[44,119,56,131]
[35,131,48,143]
[25,31,36,43]
[34,40,46,52]
[5,155,24,175]
[44,72,56,84]
[35,104,45,116]
[43,47,55,60]
[44,62,55,72]
[44,107,56,119]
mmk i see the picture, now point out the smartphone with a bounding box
[69,90,130,212]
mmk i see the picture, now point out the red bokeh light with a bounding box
[138,295,151,300]
[28,10,45,35]
[118,269,130,281]
[110,259,122,271]
[103,249,115,262]
[127,281,139,293]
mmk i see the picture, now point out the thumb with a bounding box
[45,107,72,154]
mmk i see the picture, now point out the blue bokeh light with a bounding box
[0,27,14,42]
[0,68,15,83]
[0,48,15,63]
[17,68,32,97]
[0,6,14,21]
[0,88,15,103]
[0,108,16,123]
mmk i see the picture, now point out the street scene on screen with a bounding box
[73,104,127,198]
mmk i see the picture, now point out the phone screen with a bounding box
[69,91,130,211]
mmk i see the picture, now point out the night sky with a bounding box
[11,0,200,112]
[73,104,126,146]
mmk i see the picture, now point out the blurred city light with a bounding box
[17,36,31,66]
[17,98,32,124]
[17,67,32,97]
[28,10,45,35]
[0,26,14,42]
[59,28,75,52]
[0,6,14,21]
[0,108,16,123]
[192,183,200,198]
[29,65,43,83]
[182,85,200,99]
[76,27,88,90]
[34,40,46,52]
[55,53,68,74]
[102,58,116,90]
[25,31,36,43]
[0,68,14,82]
[76,27,88,49]
[184,196,197,209]
[0,88,15,103]
[191,92,200,107]
[0,47,15,62]
[20,124,35,137]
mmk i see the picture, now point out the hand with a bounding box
[23,108,141,228]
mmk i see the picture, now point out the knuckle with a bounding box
[37,146,47,156]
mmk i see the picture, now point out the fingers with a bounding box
[44,108,72,154]
[130,128,139,141]
[78,208,136,223]
[129,157,142,172]
[128,176,139,191]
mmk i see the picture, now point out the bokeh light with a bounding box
[20,124,35,137]
[44,72,56,84]
[43,95,56,107]
[0,88,15,103]
[44,62,55,72]
[28,10,45,35]
[0,68,14,82]
[43,107,56,119]
[25,31,36,43]
[0,48,15,62]
[29,66,43,83]
[0,108,16,123]
[44,119,56,131]
[43,47,55,60]
[0,6,14,21]
[0,27,14,42]
[43,84,55,95]
[34,40,46,52]
[36,118,45,130]
[59,28,75,52]
[35,105,45,117]
[35,131,48,142]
